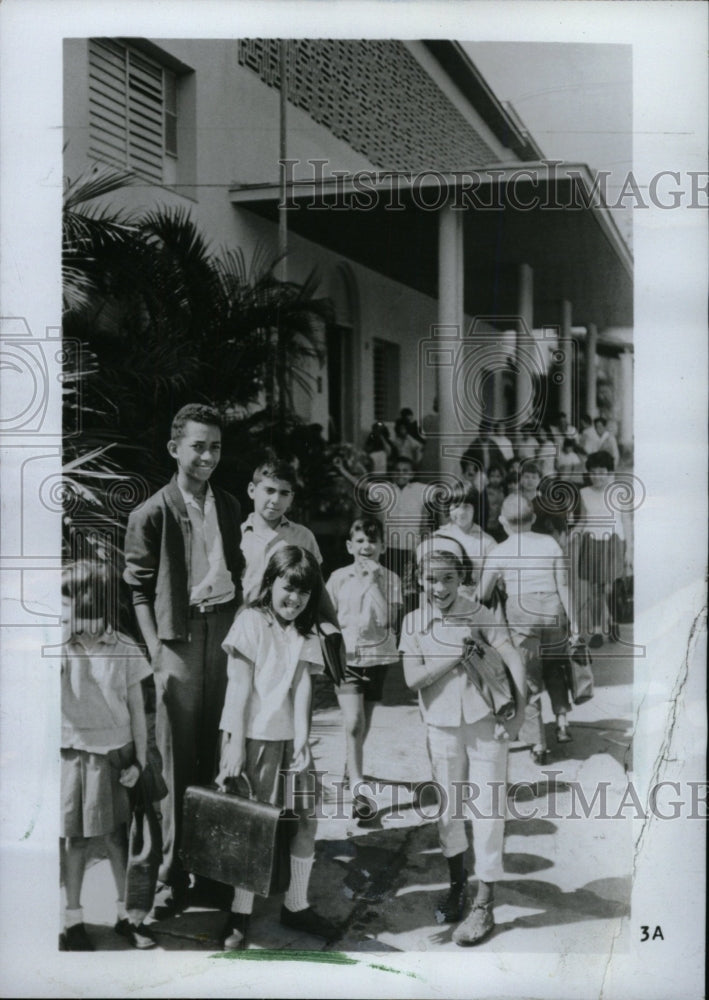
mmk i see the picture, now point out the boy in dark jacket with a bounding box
[124,404,243,914]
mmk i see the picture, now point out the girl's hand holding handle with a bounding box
[119,764,141,788]
[216,735,245,789]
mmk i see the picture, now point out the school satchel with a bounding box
[180,775,299,897]
[124,772,162,922]
[459,634,517,722]
[565,639,594,705]
[611,575,634,624]
[317,622,348,686]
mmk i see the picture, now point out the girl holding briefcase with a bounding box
[216,546,339,950]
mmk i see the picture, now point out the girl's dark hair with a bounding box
[251,545,322,635]
[586,449,614,473]
[61,559,119,629]
[445,482,480,519]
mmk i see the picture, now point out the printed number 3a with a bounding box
[641,925,664,941]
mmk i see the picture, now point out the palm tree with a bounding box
[62,166,334,557]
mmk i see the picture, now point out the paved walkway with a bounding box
[76,626,634,955]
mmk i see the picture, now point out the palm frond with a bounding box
[63,165,136,211]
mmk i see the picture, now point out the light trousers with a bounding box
[426,715,508,882]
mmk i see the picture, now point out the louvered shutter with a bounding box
[88,39,167,183]
[126,50,164,182]
[88,39,129,169]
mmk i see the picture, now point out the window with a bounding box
[88,38,178,183]
[373,338,400,421]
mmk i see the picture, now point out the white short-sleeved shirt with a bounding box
[326,564,402,665]
[61,630,152,753]
[480,530,564,600]
[240,513,322,604]
[220,607,323,741]
[399,596,505,728]
[577,485,625,540]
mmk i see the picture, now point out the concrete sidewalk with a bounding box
[75,626,634,955]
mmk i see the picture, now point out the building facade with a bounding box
[63,37,633,467]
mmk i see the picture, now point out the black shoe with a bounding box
[221,911,250,950]
[114,918,157,949]
[589,633,604,649]
[151,881,189,921]
[190,875,231,909]
[531,747,550,765]
[280,905,340,943]
[435,879,468,924]
[62,922,94,951]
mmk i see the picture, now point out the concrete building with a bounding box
[63,37,633,470]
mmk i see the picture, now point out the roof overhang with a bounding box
[230,163,633,331]
[422,41,546,161]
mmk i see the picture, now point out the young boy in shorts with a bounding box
[326,517,403,821]
[123,404,243,914]
[400,549,525,945]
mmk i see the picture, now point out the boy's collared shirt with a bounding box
[61,630,151,753]
[123,475,243,641]
[240,512,322,604]
[178,483,236,607]
[326,564,402,665]
[399,595,505,728]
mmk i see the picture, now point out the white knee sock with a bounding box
[231,888,254,915]
[283,855,314,913]
[116,898,127,921]
[65,907,83,928]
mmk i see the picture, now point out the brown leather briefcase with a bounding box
[180,776,298,897]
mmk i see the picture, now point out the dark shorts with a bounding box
[334,663,389,701]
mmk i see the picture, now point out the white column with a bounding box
[560,299,573,422]
[515,263,534,429]
[585,323,598,418]
[619,349,633,447]
[437,202,464,477]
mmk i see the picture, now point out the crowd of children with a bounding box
[59,403,632,953]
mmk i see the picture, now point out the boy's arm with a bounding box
[134,604,160,662]
[476,559,499,605]
[217,653,253,783]
[124,506,160,658]
[359,565,390,624]
[553,554,578,636]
